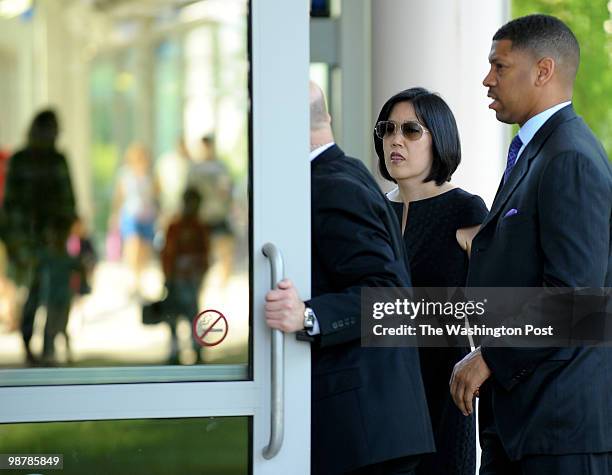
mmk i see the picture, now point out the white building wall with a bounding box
[371,0,510,207]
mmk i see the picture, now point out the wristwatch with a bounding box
[303,305,316,330]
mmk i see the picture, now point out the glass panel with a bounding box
[0,0,250,381]
[153,39,182,162]
[0,417,249,475]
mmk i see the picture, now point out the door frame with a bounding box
[0,0,311,473]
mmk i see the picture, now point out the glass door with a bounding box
[0,0,310,473]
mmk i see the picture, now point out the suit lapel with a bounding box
[480,105,577,230]
[482,146,538,228]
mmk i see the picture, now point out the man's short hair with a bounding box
[374,87,461,186]
[493,14,580,83]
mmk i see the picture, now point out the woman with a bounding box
[374,87,488,475]
[111,143,159,295]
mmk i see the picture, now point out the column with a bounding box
[371,0,510,206]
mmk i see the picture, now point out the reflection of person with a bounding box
[187,135,234,283]
[0,145,10,206]
[2,109,76,364]
[155,135,190,230]
[111,143,159,294]
[450,15,612,474]
[38,219,80,363]
[375,87,488,475]
[264,82,434,475]
[0,147,16,332]
[0,240,20,332]
[161,188,210,364]
[67,216,97,296]
[188,135,232,233]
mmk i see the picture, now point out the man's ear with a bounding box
[535,57,555,86]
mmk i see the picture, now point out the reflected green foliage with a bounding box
[91,142,119,238]
[214,23,249,183]
[154,40,182,159]
[90,59,121,242]
[513,0,612,158]
[0,417,248,475]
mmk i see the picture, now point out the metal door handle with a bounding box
[262,242,285,459]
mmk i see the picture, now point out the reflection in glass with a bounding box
[0,417,249,475]
[0,0,249,378]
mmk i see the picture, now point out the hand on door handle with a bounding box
[264,279,306,333]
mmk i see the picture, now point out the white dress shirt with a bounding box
[309,142,335,162]
[515,101,572,163]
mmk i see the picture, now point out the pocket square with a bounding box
[503,208,518,218]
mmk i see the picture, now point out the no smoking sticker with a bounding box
[193,309,229,347]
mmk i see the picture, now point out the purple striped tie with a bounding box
[503,134,523,184]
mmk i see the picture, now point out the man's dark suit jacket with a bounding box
[467,105,612,460]
[308,145,434,475]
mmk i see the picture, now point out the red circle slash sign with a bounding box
[193,309,229,347]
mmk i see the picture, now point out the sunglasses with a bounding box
[374,120,430,141]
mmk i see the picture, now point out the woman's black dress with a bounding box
[389,187,488,475]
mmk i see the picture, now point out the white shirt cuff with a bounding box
[307,314,320,336]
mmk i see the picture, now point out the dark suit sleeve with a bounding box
[308,177,410,348]
[482,152,612,390]
[539,152,610,287]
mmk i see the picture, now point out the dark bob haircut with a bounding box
[374,87,461,185]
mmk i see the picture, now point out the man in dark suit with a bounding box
[450,15,612,474]
[264,82,434,474]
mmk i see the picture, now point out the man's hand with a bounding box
[450,347,491,416]
[264,279,305,333]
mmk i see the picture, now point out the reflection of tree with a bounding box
[514,0,612,158]
[90,60,121,244]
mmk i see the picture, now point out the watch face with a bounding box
[304,308,315,328]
